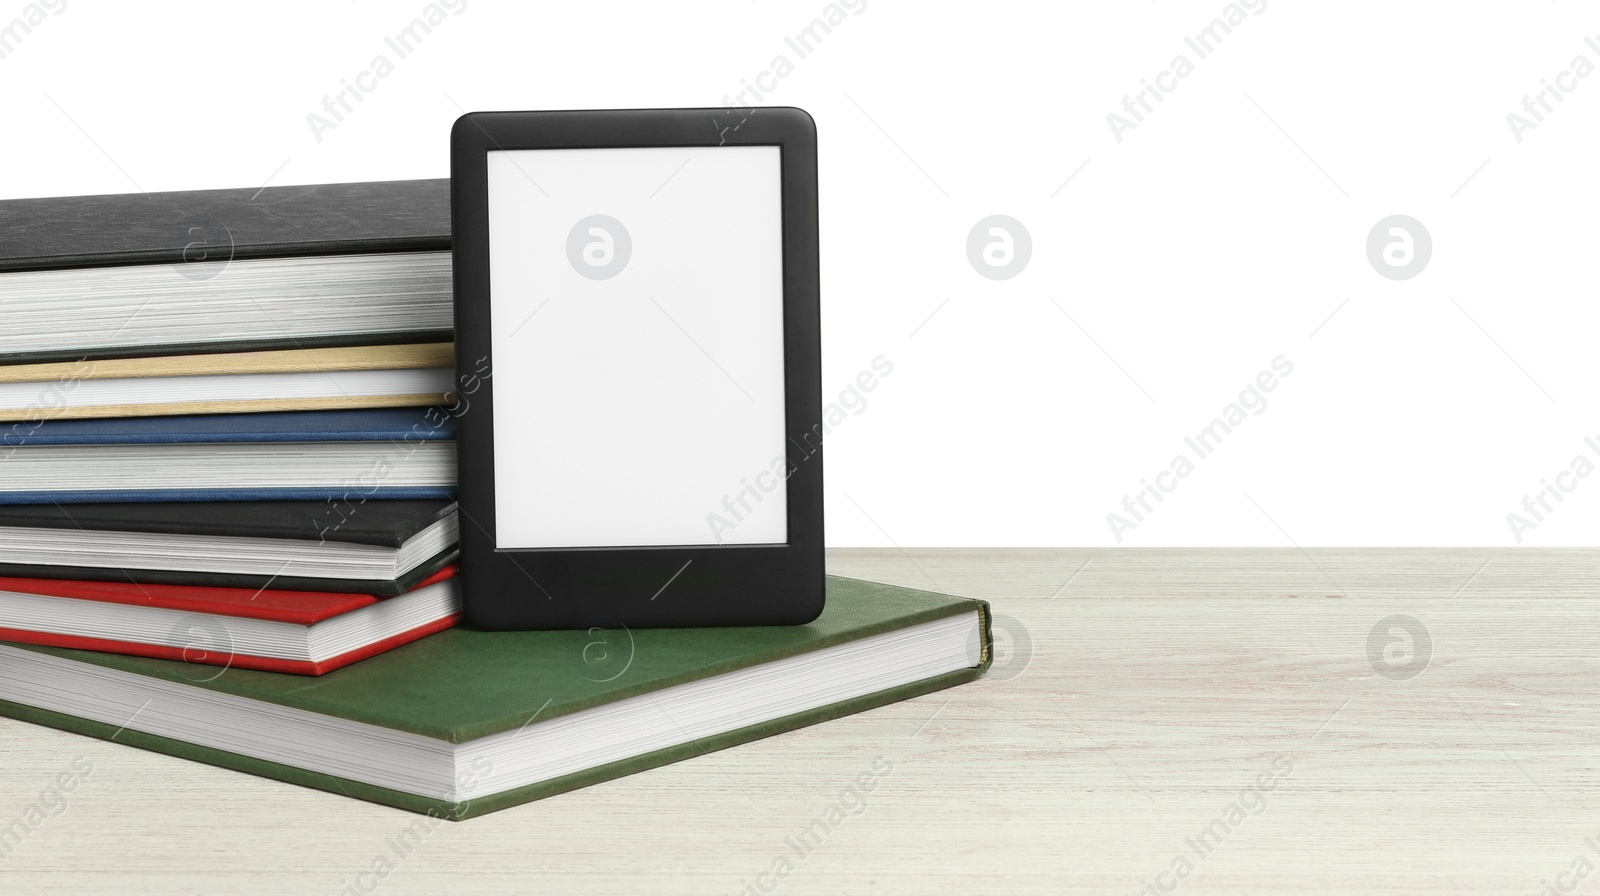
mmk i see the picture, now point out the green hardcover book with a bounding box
[0,576,990,820]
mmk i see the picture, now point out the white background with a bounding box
[3,0,1597,548]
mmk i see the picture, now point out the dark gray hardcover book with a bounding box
[0,499,459,595]
[0,179,452,363]
[0,179,449,272]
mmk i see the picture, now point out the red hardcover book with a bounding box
[0,566,459,676]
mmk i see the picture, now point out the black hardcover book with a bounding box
[0,179,453,364]
[0,499,459,596]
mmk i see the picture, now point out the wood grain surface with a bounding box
[2,548,1595,895]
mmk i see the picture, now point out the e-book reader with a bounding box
[451,107,824,630]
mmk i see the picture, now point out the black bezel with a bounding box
[450,107,824,631]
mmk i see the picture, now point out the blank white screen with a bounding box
[487,145,788,549]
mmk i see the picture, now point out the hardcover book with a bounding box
[0,179,452,364]
[0,499,459,595]
[0,567,461,676]
[0,407,456,504]
[0,577,991,819]
[0,343,456,421]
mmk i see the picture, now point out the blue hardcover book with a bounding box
[0,408,456,504]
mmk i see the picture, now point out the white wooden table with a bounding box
[3,548,1596,894]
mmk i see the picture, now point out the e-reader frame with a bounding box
[450,107,824,631]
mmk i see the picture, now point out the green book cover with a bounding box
[0,576,991,819]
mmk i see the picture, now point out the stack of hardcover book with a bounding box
[0,179,463,675]
[0,178,994,820]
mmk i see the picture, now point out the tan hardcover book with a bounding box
[0,343,455,421]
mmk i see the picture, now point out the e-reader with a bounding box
[450,107,824,630]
